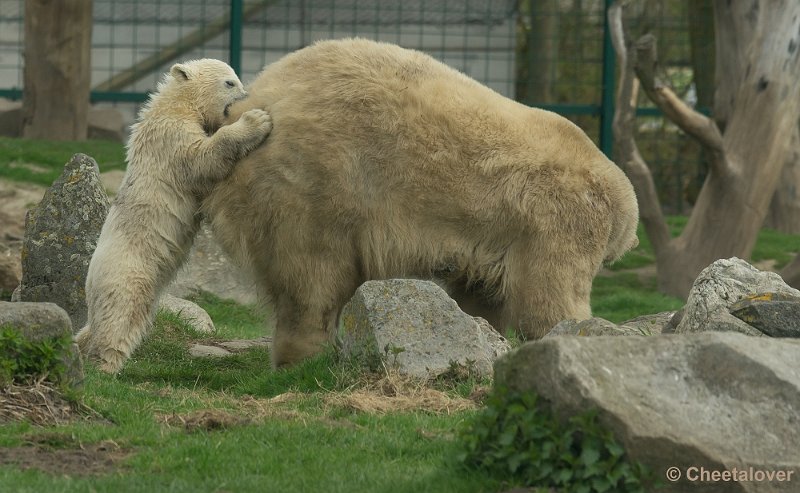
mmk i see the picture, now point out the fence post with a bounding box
[599,0,616,158]
[229,0,243,75]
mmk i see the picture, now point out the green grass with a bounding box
[609,215,800,272]
[0,310,503,493]
[1,137,799,492]
[0,136,126,186]
[752,227,800,268]
[185,291,270,339]
[591,273,683,322]
[0,409,494,493]
[0,265,684,492]
[605,216,687,271]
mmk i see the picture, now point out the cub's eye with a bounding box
[225,80,235,88]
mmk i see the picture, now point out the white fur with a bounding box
[76,59,272,373]
[205,39,640,367]
[78,39,639,372]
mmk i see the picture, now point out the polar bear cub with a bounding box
[76,59,272,373]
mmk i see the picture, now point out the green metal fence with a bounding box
[0,0,708,213]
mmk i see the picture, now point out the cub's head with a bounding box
[168,59,248,131]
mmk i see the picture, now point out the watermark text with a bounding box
[666,466,795,483]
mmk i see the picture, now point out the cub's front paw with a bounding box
[240,108,273,137]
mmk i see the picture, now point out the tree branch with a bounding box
[633,34,729,177]
[608,2,671,256]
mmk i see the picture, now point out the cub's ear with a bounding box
[170,63,192,81]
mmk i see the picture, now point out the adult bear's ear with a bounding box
[170,63,192,81]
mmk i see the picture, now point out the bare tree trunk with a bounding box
[22,0,93,140]
[515,0,558,104]
[780,250,800,289]
[765,125,800,233]
[610,0,800,298]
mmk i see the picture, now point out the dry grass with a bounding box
[0,380,102,426]
[324,369,479,415]
[154,393,309,432]
[150,368,480,434]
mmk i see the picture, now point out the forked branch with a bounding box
[608,2,671,256]
[633,34,729,178]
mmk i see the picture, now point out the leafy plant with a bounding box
[0,326,70,385]
[457,388,656,492]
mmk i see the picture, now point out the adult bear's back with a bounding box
[217,38,638,267]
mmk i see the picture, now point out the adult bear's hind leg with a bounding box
[270,293,341,368]
[445,279,505,332]
[265,248,360,368]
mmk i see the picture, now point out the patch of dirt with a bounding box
[0,178,45,242]
[0,438,130,476]
[7,161,51,174]
[157,409,252,432]
[0,179,44,292]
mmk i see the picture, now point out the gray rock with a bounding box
[188,337,272,359]
[0,301,84,386]
[0,300,71,340]
[729,292,800,338]
[675,257,800,336]
[662,307,684,334]
[217,337,271,351]
[339,279,511,379]
[474,317,511,358]
[620,311,676,335]
[168,223,258,305]
[159,294,215,334]
[87,106,125,142]
[546,317,644,337]
[188,344,232,358]
[494,332,800,493]
[15,154,109,331]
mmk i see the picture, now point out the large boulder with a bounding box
[729,292,800,338]
[494,332,800,493]
[339,279,510,379]
[159,294,215,334]
[0,301,84,386]
[13,154,109,330]
[546,317,641,337]
[546,311,676,338]
[87,106,126,142]
[675,257,800,336]
[167,224,258,305]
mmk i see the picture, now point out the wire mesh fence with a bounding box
[0,0,709,213]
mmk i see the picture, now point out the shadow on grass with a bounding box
[117,312,352,398]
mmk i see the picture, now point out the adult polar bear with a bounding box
[200,38,640,368]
